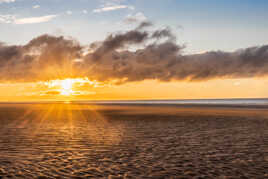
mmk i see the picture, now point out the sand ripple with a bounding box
[0,104,267,178]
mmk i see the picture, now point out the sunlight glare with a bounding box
[44,78,102,97]
[60,79,74,96]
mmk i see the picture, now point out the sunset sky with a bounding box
[0,0,268,101]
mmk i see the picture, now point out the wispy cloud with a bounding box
[0,14,15,24]
[32,5,40,9]
[82,10,88,14]
[14,15,57,24]
[123,12,147,24]
[0,0,15,3]
[0,14,58,24]
[66,11,72,15]
[93,5,134,13]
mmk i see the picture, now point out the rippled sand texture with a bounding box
[0,103,267,178]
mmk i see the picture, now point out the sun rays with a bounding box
[10,103,124,146]
[60,79,74,96]
[42,78,101,98]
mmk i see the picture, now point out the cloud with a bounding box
[32,5,40,9]
[14,15,57,24]
[0,14,15,23]
[66,11,72,15]
[0,22,268,83]
[93,5,134,13]
[123,12,147,24]
[82,10,88,14]
[0,14,57,24]
[0,0,15,3]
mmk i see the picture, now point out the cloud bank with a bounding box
[0,22,268,83]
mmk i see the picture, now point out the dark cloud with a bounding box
[0,35,82,82]
[136,21,153,30]
[92,30,149,59]
[0,22,268,83]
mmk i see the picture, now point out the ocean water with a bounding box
[75,98,268,107]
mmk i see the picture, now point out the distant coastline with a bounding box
[1,98,268,108]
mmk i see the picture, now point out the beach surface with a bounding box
[0,102,267,178]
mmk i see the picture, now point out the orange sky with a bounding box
[1,77,267,102]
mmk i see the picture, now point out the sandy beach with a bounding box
[0,103,267,178]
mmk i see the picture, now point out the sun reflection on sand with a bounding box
[15,103,124,146]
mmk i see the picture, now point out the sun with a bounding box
[44,78,101,97]
[59,79,75,96]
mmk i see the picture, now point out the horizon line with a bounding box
[0,97,267,104]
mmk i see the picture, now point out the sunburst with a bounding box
[60,79,74,96]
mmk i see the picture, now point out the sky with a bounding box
[0,0,268,101]
[1,0,268,53]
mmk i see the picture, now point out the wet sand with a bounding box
[0,103,267,178]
